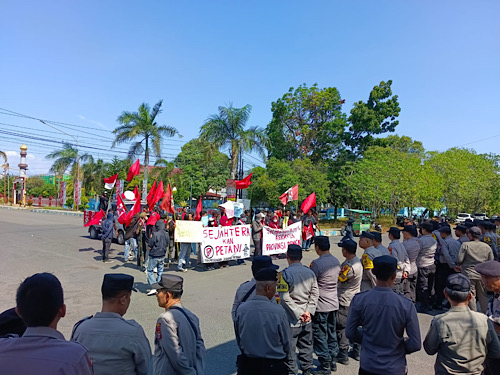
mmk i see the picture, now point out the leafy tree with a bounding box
[199,104,267,180]
[267,84,347,162]
[374,135,424,155]
[82,158,109,195]
[106,156,131,181]
[26,176,56,197]
[45,143,92,180]
[112,100,180,193]
[152,158,175,183]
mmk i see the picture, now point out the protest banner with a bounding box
[262,221,302,256]
[174,220,203,243]
[201,224,251,263]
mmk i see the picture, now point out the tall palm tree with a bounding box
[112,100,180,195]
[200,104,268,179]
[46,143,92,179]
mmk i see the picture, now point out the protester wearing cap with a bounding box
[481,221,500,261]
[454,224,469,244]
[235,268,290,375]
[424,273,500,374]
[401,225,420,302]
[336,239,363,366]
[302,210,317,251]
[359,231,384,292]
[71,273,151,375]
[346,256,421,375]
[416,222,438,312]
[433,226,461,310]
[371,231,390,256]
[278,244,319,375]
[153,274,205,375]
[387,227,410,294]
[0,273,94,375]
[454,226,494,313]
[308,235,341,374]
[252,212,265,257]
[231,255,279,322]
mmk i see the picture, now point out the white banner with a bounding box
[174,220,203,243]
[201,225,251,263]
[262,221,302,256]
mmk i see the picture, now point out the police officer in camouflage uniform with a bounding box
[71,274,152,375]
[279,244,319,375]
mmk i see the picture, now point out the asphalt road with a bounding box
[0,209,436,374]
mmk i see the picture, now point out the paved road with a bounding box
[0,209,436,374]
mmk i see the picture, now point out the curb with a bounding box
[0,205,83,217]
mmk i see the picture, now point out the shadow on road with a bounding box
[205,339,239,375]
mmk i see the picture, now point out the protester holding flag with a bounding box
[302,210,317,251]
[98,191,109,211]
[252,213,265,257]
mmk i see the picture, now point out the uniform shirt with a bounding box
[487,293,500,339]
[388,240,410,279]
[71,312,151,375]
[0,326,93,375]
[417,234,437,268]
[346,287,421,375]
[423,305,500,375]
[279,263,319,327]
[456,241,494,280]
[231,279,278,322]
[235,295,290,359]
[403,237,420,276]
[439,236,461,268]
[458,234,469,244]
[153,303,206,375]
[337,256,363,307]
[360,246,383,291]
[375,244,390,256]
[481,232,500,260]
[310,253,341,312]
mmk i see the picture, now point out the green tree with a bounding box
[45,143,92,180]
[112,100,180,194]
[26,176,56,197]
[82,158,109,195]
[200,104,267,180]
[374,135,425,155]
[267,84,347,162]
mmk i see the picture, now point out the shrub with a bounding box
[27,199,33,206]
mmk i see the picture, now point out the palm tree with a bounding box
[82,158,109,194]
[152,158,175,182]
[46,143,92,179]
[112,100,180,195]
[200,104,268,179]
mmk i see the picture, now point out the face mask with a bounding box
[273,219,278,222]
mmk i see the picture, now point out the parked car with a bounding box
[473,213,489,221]
[456,213,472,224]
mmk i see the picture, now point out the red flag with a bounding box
[103,173,118,190]
[132,186,139,201]
[304,222,314,240]
[151,180,164,210]
[160,184,175,214]
[235,173,253,189]
[84,209,105,227]
[301,192,316,214]
[146,180,157,208]
[279,184,299,205]
[147,211,160,226]
[125,196,141,226]
[116,194,128,224]
[127,159,140,182]
[195,197,202,221]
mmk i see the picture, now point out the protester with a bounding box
[278,244,319,375]
[416,222,438,312]
[124,213,141,262]
[454,226,494,312]
[71,274,152,375]
[423,273,500,374]
[346,256,421,375]
[178,213,195,272]
[101,212,114,263]
[402,225,420,302]
[336,238,362,366]
[252,212,265,257]
[0,273,94,374]
[302,210,317,251]
[235,268,290,375]
[152,274,205,374]
[98,191,109,211]
[269,213,281,229]
[146,220,169,295]
[165,214,177,264]
[309,236,341,374]
[219,207,233,268]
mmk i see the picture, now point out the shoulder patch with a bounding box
[339,264,351,282]
[156,322,162,340]
[362,253,374,270]
[277,272,289,293]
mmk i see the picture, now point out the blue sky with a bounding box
[1,0,499,175]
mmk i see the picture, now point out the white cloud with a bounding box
[77,114,86,120]
[5,151,17,157]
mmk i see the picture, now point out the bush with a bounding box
[375,214,395,231]
[27,199,33,206]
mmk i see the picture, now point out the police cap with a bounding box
[314,236,330,251]
[454,225,467,233]
[0,307,26,337]
[254,268,278,282]
[152,274,183,292]
[464,221,474,228]
[102,274,137,298]
[373,255,397,279]
[338,239,357,253]
[388,227,400,236]
[438,226,451,235]
[287,244,302,258]
[402,225,418,237]
[252,256,279,271]
[475,260,500,277]
[446,273,471,293]
[359,231,375,240]
[370,231,382,242]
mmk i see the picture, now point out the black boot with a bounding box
[330,360,337,372]
[311,362,331,375]
[348,344,360,361]
[336,349,349,365]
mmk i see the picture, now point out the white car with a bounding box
[456,213,472,224]
[473,213,489,221]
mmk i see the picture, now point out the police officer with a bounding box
[310,236,341,374]
[371,231,390,256]
[153,274,206,374]
[475,260,500,375]
[336,239,362,366]
[387,227,410,294]
[231,255,279,322]
[481,221,500,261]
[359,231,384,292]
[454,225,469,244]
[278,244,319,375]
[346,256,421,375]
[402,225,420,302]
[0,273,93,375]
[235,268,290,375]
[417,222,438,312]
[71,274,151,375]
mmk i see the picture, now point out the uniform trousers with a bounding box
[286,323,313,375]
[484,357,500,375]
[312,311,338,365]
[434,262,454,306]
[237,354,287,375]
[417,264,436,308]
[468,278,488,313]
[336,305,350,351]
[403,274,417,303]
[102,238,112,261]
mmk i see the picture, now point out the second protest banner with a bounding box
[262,221,302,256]
[201,225,251,263]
